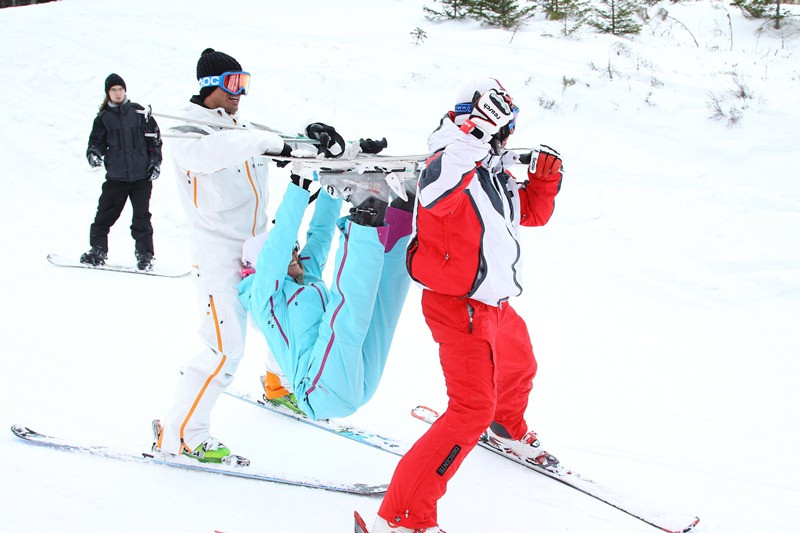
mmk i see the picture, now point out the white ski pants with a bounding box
[161,254,248,454]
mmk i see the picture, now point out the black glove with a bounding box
[87,152,102,168]
[273,143,293,168]
[359,137,388,155]
[306,123,345,158]
[290,173,312,191]
[147,162,160,181]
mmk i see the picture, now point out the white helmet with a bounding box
[453,77,509,125]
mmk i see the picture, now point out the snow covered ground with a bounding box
[1,0,798,531]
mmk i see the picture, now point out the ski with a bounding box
[410,406,699,533]
[268,153,423,202]
[11,424,386,495]
[224,388,408,457]
[47,253,190,278]
[268,153,430,167]
[354,510,370,533]
[138,106,320,144]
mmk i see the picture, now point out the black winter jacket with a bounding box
[87,99,162,181]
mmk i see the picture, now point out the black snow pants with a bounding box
[89,178,154,255]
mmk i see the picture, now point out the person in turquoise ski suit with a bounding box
[238,177,413,420]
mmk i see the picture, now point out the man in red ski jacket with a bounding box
[373,78,564,533]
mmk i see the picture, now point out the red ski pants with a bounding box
[378,290,538,529]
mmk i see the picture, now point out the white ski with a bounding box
[224,388,408,457]
[138,106,319,144]
[411,406,699,533]
[11,424,386,495]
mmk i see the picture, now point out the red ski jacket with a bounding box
[406,115,562,306]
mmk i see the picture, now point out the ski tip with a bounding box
[680,516,700,532]
[658,515,700,533]
[410,405,439,421]
[353,483,389,495]
[10,424,34,437]
[354,511,370,533]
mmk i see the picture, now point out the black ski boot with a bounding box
[349,197,388,227]
[135,251,155,271]
[80,246,107,266]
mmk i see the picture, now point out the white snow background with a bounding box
[1,0,799,531]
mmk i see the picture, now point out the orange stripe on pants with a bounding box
[178,295,226,449]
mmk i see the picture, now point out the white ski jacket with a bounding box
[171,102,285,283]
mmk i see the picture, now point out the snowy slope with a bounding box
[1,0,799,531]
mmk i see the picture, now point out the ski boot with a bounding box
[135,251,154,271]
[261,373,306,416]
[80,245,107,266]
[150,419,249,466]
[183,435,233,464]
[350,196,389,227]
[484,422,560,473]
[267,392,306,416]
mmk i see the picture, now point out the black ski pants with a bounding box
[89,178,154,255]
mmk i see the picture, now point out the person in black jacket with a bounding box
[81,73,162,270]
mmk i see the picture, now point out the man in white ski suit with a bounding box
[158,48,339,458]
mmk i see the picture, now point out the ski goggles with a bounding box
[198,71,251,95]
[509,105,519,132]
[454,103,519,132]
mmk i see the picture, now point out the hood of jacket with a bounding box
[426,112,462,154]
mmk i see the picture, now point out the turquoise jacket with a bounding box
[239,184,341,400]
[240,183,411,420]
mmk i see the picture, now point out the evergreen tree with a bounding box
[732,0,786,29]
[590,0,642,35]
[471,0,536,29]
[554,0,592,35]
[424,0,473,21]
[537,0,565,20]
[425,0,536,29]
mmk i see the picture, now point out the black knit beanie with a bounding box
[105,73,126,94]
[196,48,242,100]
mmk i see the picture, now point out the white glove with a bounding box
[461,89,514,139]
[291,147,318,159]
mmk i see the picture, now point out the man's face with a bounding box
[108,86,125,104]
[204,87,241,115]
